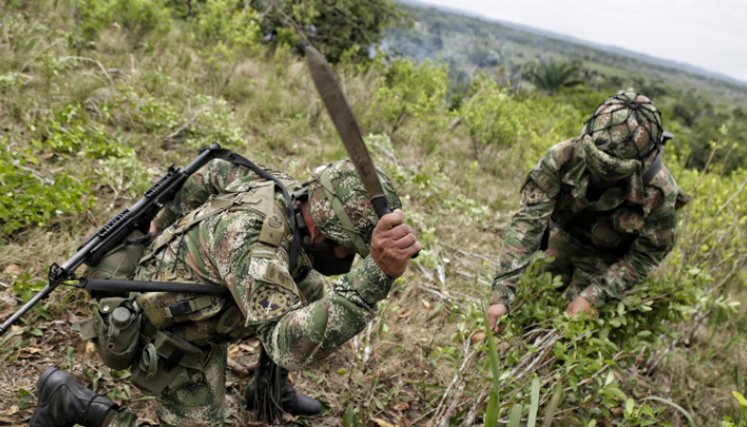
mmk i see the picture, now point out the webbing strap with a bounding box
[210,149,302,275]
[642,149,662,184]
[318,171,368,255]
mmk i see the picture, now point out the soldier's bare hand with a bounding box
[565,296,592,316]
[370,209,421,279]
[487,303,508,334]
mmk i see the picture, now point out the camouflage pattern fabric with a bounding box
[584,92,663,161]
[308,160,401,257]
[491,124,684,308]
[116,159,394,426]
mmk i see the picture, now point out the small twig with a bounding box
[163,107,209,142]
[433,335,478,425]
[462,390,488,427]
[59,56,114,85]
[362,322,373,364]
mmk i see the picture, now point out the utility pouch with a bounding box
[80,297,143,370]
[85,230,147,281]
[84,230,148,299]
[136,292,226,329]
[130,330,206,395]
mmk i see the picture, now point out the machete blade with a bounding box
[304,44,390,218]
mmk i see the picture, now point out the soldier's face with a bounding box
[304,239,355,276]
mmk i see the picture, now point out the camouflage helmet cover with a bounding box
[580,92,663,181]
[307,160,401,258]
[583,91,663,160]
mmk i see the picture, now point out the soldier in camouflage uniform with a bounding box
[30,158,421,427]
[488,92,688,333]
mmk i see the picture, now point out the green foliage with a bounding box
[191,0,261,60]
[0,138,94,237]
[364,57,450,147]
[72,0,172,47]
[0,2,746,426]
[722,392,747,427]
[484,309,501,426]
[459,77,587,169]
[460,74,523,165]
[255,0,405,63]
[524,58,584,94]
[342,404,364,427]
[31,103,133,159]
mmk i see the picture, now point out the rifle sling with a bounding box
[79,278,230,296]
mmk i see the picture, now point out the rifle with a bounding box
[0,144,228,337]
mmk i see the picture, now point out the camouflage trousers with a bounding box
[107,342,228,427]
[543,226,619,302]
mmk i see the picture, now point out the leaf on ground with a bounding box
[471,331,486,344]
[371,417,397,427]
[3,264,22,276]
[391,402,409,411]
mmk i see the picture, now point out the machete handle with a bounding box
[371,194,391,219]
[371,195,419,259]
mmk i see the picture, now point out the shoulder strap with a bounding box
[643,149,663,185]
[210,150,302,274]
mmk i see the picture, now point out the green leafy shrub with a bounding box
[0,138,94,237]
[460,74,523,166]
[364,58,449,148]
[192,0,261,59]
[73,0,171,47]
[30,103,133,159]
[253,0,405,63]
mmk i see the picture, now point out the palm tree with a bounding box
[524,58,584,94]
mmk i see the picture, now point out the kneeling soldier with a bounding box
[31,158,421,427]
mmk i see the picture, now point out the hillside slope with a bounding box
[0,2,746,426]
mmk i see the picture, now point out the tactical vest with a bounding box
[80,178,302,395]
[534,140,688,255]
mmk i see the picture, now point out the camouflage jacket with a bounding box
[135,159,392,370]
[491,139,683,308]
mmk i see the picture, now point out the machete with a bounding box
[304,44,391,218]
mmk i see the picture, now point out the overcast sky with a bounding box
[416,0,747,84]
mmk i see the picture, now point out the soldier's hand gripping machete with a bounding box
[304,44,391,218]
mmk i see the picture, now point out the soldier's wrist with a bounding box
[352,256,394,305]
[490,286,515,308]
[579,285,605,307]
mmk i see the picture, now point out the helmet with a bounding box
[306,160,401,258]
[579,92,663,182]
[583,91,663,160]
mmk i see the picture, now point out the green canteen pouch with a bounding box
[130,330,206,395]
[80,297,143,370]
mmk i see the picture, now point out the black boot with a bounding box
[30,368,117,427]
[245,368,324,417]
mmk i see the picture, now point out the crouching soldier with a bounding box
[30,158,421,426]
[488,92,689,333]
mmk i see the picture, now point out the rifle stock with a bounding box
[0,144,222,336]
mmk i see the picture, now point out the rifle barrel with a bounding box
[0,144,222,337]
[0,283,56,335]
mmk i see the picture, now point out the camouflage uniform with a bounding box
[491,92,687,308]
[103,159,398,427]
